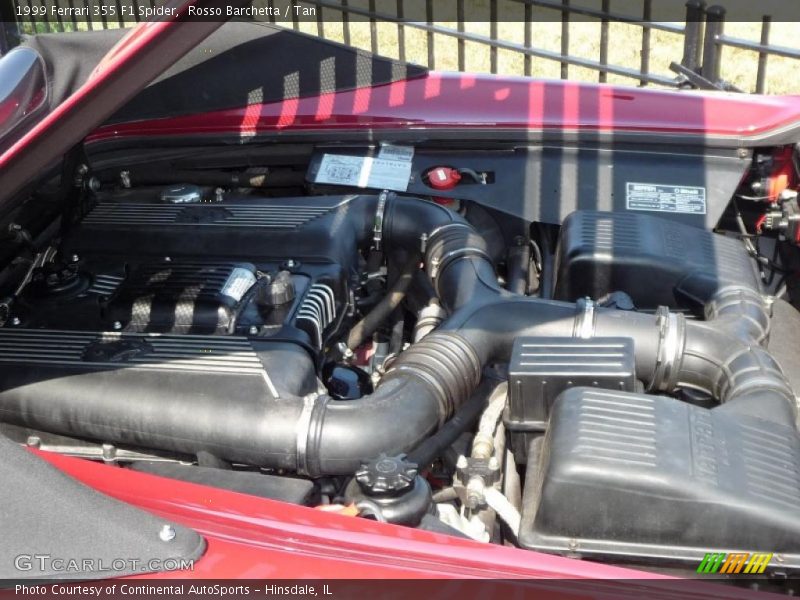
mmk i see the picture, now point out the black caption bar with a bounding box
[7,0,800,24]
[0,578,795,600]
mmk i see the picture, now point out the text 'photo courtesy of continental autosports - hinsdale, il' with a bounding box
[2,1,800,592]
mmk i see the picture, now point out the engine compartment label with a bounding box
[377,143,415,161]
[626,182,707,215]
[314,154,412,192]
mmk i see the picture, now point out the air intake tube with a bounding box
[0,194,795,476]
[299,197,796,474]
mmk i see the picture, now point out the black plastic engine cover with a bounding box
[554,210,761,310]
[520,387,800,571]
[64,194,364,267]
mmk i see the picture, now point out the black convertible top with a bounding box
[23,20,427,125]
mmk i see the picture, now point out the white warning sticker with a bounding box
[626,182,707,215]
[377,143,415,161]
[315,154,412,192]
[221,268,257,302]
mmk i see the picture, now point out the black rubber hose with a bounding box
[678,320,795,424]
[346,253,420,351]
[307,206,794,474]
[0,343,315,470]
[301,331,482,475]
[407,379,496,468]
[443,291,795,428]
[506,242,530,295]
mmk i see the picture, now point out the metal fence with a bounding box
[2,0,800,94]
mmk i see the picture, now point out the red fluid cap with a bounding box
[427,167,461,190]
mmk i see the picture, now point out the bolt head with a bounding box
[285,259,297,268]
[71,254,80,263]
[10,317,21,326]
[248,325,259,335]
[158,525,176,542]
[456,455,468,469]
[112,321,122,330]
[488,456,500,470]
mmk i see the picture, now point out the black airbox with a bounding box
[519,387,800,571]
[554,211,760,310]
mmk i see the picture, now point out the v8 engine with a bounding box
[2,173,800,579]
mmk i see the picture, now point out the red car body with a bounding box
[31,449,764,598]
[1,8,800,592]
[86,71,800,143]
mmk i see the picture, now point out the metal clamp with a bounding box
[427,222,475,244]
[425,222,492,292]
[296,394,325,476]
[649,307,686,393]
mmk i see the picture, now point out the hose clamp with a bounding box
[426,223,492,292]
[573,297,596,339]
[427,221,474,243]
[429,247,492,281]
[649,307,686,393]
[296,394,324,476]
[373,190,390,251]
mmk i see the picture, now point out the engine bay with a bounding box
[2,140,800,581]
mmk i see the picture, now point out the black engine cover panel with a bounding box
[520,387,800,571]
[64,193,360,265]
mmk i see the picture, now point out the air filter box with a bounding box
[519,387,800,572]
[554,210,761,310]
[506,337,636,463]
